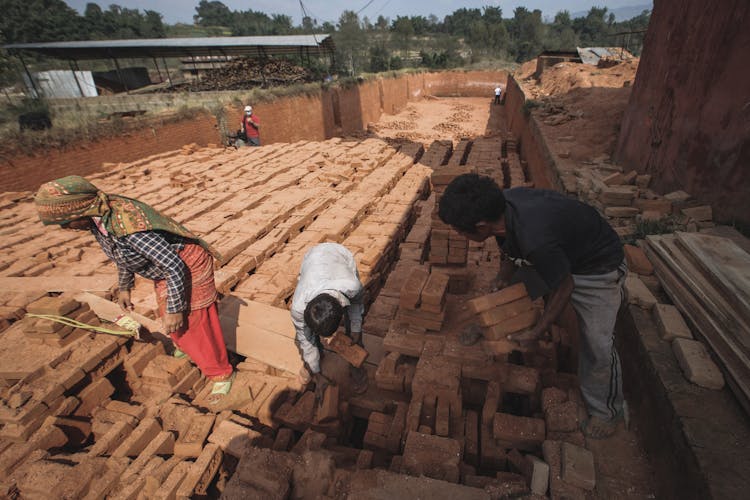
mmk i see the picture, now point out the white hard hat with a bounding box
[244,105,252,112]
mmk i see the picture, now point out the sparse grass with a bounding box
[624,215,685,245]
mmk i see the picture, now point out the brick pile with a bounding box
[0,135,595,498]
[568,164,714,240]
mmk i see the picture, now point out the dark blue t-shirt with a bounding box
[496,188,624,290]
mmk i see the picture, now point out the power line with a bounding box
[374,0,392,17]
[356,0,377,16]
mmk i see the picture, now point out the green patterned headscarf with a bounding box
[35,175,218,259]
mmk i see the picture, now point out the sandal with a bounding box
[207,372,235,405]
[173,348,188,359]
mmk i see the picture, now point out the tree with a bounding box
[375,16,389,31]
[545,10,579,51]
[333,10,366,75]
[369,43,390,72]
[573,7,611,46]
[509,7,544,62]
[193,0,233,27]
[1,0,85,44]
[391,16,414,56]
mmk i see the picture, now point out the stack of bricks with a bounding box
[573,164,714,239]
[22,296,99,348]
[394,269,450,332]
[464,283,541,356]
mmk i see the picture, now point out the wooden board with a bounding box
[676,232,750,324]
[218,295,303,374]
[645,236,750,414]
[75,292,163,336]
[0,274,117,293]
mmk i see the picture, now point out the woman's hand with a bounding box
[163,312,185,333]
[117,290,134,311]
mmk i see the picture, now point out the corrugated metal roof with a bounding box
[4,35,334,60]
[576,47,629,65]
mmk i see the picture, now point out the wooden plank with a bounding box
[0,275,117,293]
[675,232,750,323]
[74,292,164,336]
[218,296,302,374]
[644,239,750,414]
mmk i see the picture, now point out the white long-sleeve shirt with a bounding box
[290,243,364,374]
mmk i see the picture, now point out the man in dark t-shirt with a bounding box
[439,174,627,439]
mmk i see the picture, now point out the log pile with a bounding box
[168,58,313,92]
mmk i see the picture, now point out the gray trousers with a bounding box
[570,261,627,420]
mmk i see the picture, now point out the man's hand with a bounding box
[507,328,548,348]
[312,372,332,406]
[492,260,516,292]
[118,290,134,311]
[163,312,185,334]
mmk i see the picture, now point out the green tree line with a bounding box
[0,0,651,79]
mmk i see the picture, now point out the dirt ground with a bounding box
[365,91,658,499]
[518,59,638,163]
[368,97,502,145]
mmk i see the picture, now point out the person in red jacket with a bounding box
[240,105,261,147]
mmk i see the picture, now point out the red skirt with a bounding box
[154,244,232,379]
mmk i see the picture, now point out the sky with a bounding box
[63,0,651,25]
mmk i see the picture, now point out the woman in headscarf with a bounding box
[35,175,234,403]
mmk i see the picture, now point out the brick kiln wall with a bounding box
[0,112,218,192]
[615,0,750,227]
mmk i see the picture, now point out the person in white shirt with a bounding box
[290,243,369,400]
[494,86,502,105]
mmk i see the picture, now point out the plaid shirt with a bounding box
[92,228,187,313]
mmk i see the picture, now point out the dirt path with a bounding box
[369,97,503,146]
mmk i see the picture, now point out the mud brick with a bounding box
[75,377,115,417]
[123,342,166,380]
[547,430,586,447]
[672,338,725,389]
[356,449,374,469]
[602,172,625,186]
[396,308,445,331]
[561,442,595,491]
[153,460,190,500]
[544,401,579,433]
[104,400,146,421]
[120,455,164,495]
[467,283,528,314]
[236,447,294,498]
[633,198,672,215]
[482,381,501,426]
[315,385,339,424]
[386,402,408,453]
[543,440,585,499]
[176,443,223,499]
[325,332,369,367]
[112,417,162,458]
[174,413,216,457]
[49,415,91,445]
[279,391,315,431]
[406,400,423,433]
[0,424,67,479]
[681,205,712,221]
[383,329,425,357]
[402,431,461,483]
[399,268,431,309]
[599,186,637,206]
[624,276,657,309]
[141,355,191,388]
[88,421,134,457]
[485,309,539,338]
[541,387,568,413]
[56,456,106,499]
[94,409,139,428]
[83,456,129,500]
[23,317,67,334]
[79,339,121,373]
[208,419,262,458]
[464,410,479,466]
[435,397,450,437]
[272,427,294,452]
[420,272,449,306]
[366,411,393,437]
[291,428,327,455]
[623,244,653,275]
[142,456,183,498]
[604,206,639,217]
[172,367,202,395]
[652,303,692,341]
[494,413,545,451]
[479,296,534,327]
[26,296,80,316]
